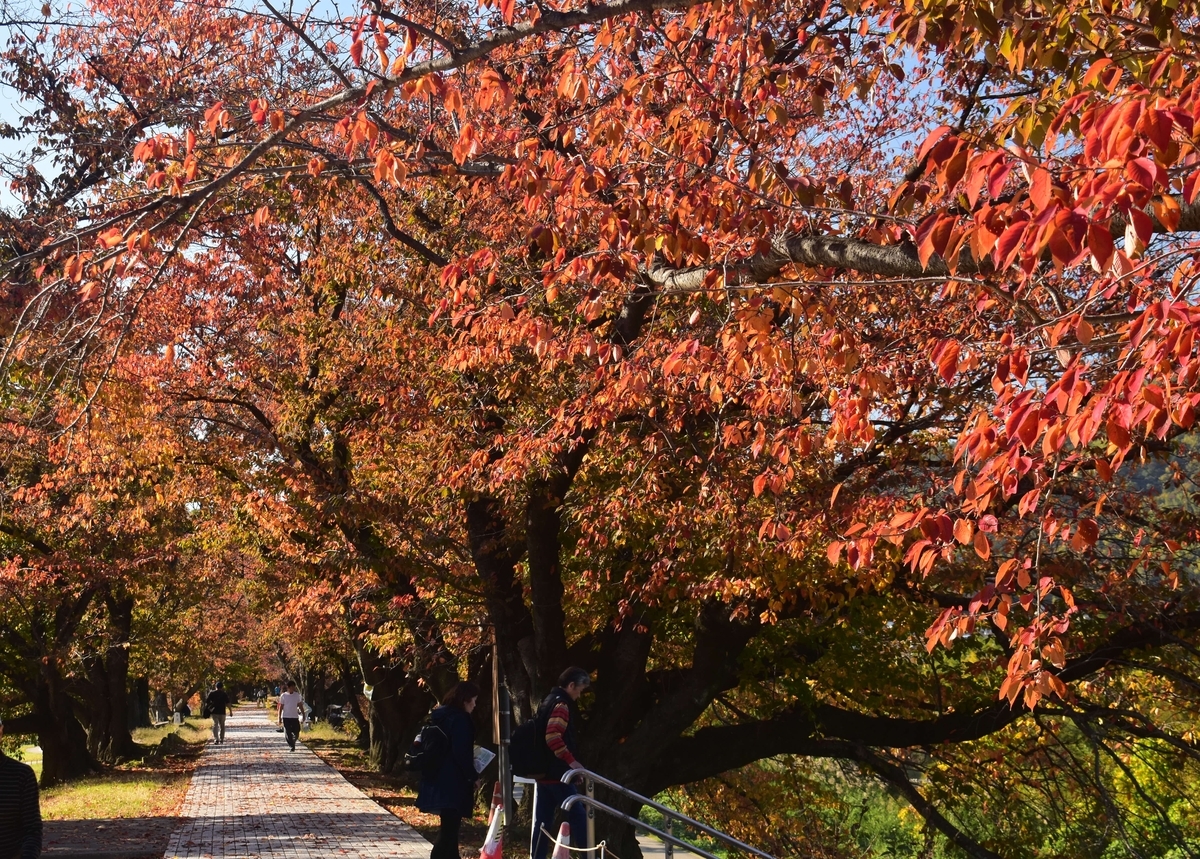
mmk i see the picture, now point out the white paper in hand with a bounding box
[473,745,497,773]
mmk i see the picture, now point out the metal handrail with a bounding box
[561,795,723,859]
[562,769,776,859]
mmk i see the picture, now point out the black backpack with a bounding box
[510,690,568,777]
[404,718,450,776]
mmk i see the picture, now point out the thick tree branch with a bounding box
[654,609,1200,787]
[0,522,54,556]
[849,745,1002,859]
[648,200,1200,288]
[350,175,449,266]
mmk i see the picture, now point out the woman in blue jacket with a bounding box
[417,681,480,859]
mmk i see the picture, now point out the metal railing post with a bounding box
[586,777,596,850]
[513,776,538,858]
[663,816,673,859]
[498,683,513,825]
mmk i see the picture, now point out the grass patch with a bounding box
[40,770,191,819]
[33,717,209,819]
[174,719,212,745]
[304,720,357,743]
[131,722,178,746]
[132,719,178,748]
[130,717,211,761]
[19,744,42,781]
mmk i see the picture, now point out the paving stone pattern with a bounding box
[164,707,431,859]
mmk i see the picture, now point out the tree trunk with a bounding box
[102,594,137,760]
[80,653,116,762]
[466,496,537,720]
[359,646,433,773]
[592,796,645,859]
[309,665,328,719]
[36,666,96,786]
[80,593,138,763]
[342,657,371,749]
[130,676,152,729]
[525,485,570,695]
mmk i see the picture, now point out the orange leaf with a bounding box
[1070,518,1100,551]
[974,531,991,560]
[1152,194,1181,232]
[1076,317,1094,345]
[953,518,974,545]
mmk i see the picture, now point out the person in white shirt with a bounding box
[276,681,305,751]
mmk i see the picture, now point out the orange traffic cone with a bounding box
[479,782,504,859]
[551,822,572,859]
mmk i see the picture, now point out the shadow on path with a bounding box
[43,817,181,859]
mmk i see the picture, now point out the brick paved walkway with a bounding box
[164,707,430,859]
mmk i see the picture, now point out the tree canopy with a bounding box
[3,0,1200,855]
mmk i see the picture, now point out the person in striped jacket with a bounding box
[0,714,41,859]
[532,668,591,859]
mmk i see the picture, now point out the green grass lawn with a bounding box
[134,719,211,748]
[40,770,192,819]
[26,717,211,820]
[19,744,42,781]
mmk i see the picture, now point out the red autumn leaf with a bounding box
[1184,169,1200,204]
[1125,157,1157,190]
[1081,57,1114,87]
[934,340,961,384]
[915,215,953,269]
[993,221,1027,269]
[1087,222,1114,269]
[916,125,953,165]
[1071,518,1101,551]
[1029,168,1053,211]
[1016,409,1041,449]
[987,161,1013,198]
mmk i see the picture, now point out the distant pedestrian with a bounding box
[416,681,480,859]
[531,667,591,859]
[205,682,230,744]
[0,713,42,859]
[276,681,304,751]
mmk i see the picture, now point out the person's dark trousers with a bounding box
[282,717,301,750]
[430,811,462,859]
[533,782,587,859]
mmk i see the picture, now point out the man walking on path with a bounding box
[531,667,591,859]
[205,681,230,744]
[276,681,304,751]
[0,714,42,859]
